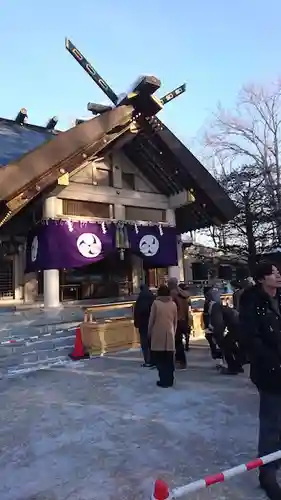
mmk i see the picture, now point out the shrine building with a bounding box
[0,40,237,307]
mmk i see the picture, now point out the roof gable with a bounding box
[124,119,238,230]
[0,109,237,232]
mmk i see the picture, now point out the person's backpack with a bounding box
[208,302,239,336]
[206,300,239,335]
[205,300,217,333]
[221,305,239,332]
[222,305,249,365]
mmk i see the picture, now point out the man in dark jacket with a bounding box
[203,287,242,374]
[240,263,281,499]
[134,284,155,367]
[203,286,223,362]
[232,282,244,311]
[168,278,190,369]
[178,283,192,351]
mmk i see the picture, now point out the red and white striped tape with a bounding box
[152,450,281,499]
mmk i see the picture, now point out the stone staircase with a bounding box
[0,321,80,376]
[0,301,134,376]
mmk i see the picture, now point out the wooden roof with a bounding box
[0,110,237,232]
[124,117,237,231]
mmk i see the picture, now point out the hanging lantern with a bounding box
[115,222,129,260]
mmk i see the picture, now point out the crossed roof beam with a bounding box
[64,40,239,229]
[65,38,186,119]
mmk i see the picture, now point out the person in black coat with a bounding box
[203,286,223,362]
[232,282,244,311]
[240,262,281,499]
[203,288,243,374]
[134,284,155,367]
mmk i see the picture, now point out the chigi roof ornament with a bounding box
[65,37,186,119]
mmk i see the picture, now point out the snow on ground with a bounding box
[0,342,270,499]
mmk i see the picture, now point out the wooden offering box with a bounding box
[80,302,139,356]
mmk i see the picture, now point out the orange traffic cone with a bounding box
[69,327,89,360]
[151,479,171,500]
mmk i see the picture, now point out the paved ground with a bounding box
[0,342,272,500]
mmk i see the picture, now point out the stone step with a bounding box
[0,323,79,345]
[0,344,73,370]
[26,334,75,351]
[0,303,133,328]
[6,356,71,377]
[0,309,85,326]
[0,334,75,356]
[36,322,80,335]
[0,305,133,345]
[0,306,134,375]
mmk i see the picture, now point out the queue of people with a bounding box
[134,277,246,387]
[134,263,281,499]
[134,276,264,384]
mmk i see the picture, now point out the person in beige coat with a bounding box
[148,285,178,388]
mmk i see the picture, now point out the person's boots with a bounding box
[219,362,244,374]
[175,361,187,370]
[219,365,239,375]
[259,469,281,499]
[184,332,190,351]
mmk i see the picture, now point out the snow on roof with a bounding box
[0,118,56,166]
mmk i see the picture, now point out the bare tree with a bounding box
[206,81,281,244]
[205,225,226,248]
[221,165,274,270]
[199,164,272,272]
